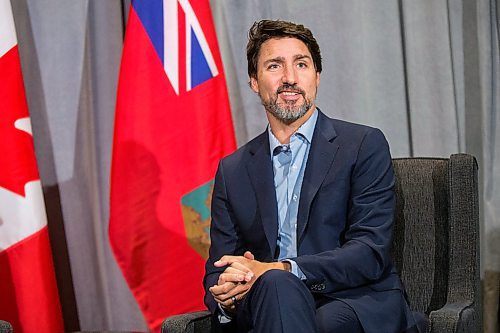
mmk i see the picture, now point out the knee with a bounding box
[255,269,303,291]
[260,269,298,283]
[239,270,317,332]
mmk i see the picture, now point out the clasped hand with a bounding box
[209,251,287,313]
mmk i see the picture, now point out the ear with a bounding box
[250,76,259,93]
[316,72,320,86]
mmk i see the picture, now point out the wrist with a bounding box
[219,303,236,315]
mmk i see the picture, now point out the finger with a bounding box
[226,262,254,278]
[218,272,245,284]
[224,264,250,274]
[214,255,243,267]
[216,254,256,267]
[223,266,253,281]
[213,283,251,306]
[215,296,235,308]
[210,282,234,296]
[219,302,236,313]
[216,280,251,300]
[229,261,254,281]
[215,256,254,281]
[213,289,243,305]
[217,295,238,308]
[244,251,255,260]
[210,280,242,296]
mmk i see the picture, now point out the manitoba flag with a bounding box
[0,0,64,332]
[109,0,236,330]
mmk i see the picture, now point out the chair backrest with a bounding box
[391,154,480,316]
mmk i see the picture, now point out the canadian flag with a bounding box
[0,0,64,332]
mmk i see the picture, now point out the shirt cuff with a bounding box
[217,303,234,323]
[282,259,306,280]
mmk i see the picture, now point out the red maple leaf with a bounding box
[0,46,39,197]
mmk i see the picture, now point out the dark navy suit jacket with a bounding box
[204,111,416,332]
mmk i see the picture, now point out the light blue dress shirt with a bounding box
[268,109,318,279]
[217,110,318,321]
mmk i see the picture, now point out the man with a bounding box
[204,20,420,332]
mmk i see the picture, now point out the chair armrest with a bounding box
[429,302,479,333]
[0,320,13,333]
[161,310,212,333]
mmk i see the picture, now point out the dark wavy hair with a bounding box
[246,20,322,79]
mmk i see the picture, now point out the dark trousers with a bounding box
[235,270,363,333]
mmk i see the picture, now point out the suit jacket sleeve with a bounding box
[293,127,397,294]
[203,160,237,314]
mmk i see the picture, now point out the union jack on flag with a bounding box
[133,0,219,94]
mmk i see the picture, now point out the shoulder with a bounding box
[317,111,388,145]
[219,130,268,168]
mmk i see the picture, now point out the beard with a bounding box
[260,84,314,125]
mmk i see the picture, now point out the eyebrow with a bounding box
[294,54,312,61]
[263,54,312,66]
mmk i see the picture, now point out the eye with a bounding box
[297,62,308,69]
[267,63,280,70]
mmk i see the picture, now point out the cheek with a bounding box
[260,82,278,95]
[305,79,319,96]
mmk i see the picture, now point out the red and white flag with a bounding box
[0,0,64,332]
[109,0,236,331]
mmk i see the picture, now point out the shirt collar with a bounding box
[268,108,318,154]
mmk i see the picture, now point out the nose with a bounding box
[281,64,297,85]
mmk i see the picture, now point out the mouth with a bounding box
[280,91,301,96]
[277,86,304,101]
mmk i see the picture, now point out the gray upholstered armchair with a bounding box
[162,154,481,333]
[0,320,13,333]
[392,154,481,332]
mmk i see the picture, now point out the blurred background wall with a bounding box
[10,0,499,331]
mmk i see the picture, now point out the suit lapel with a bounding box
[297,111,339,243]
[246,132,279,258]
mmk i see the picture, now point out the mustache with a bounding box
[276,84,305,96]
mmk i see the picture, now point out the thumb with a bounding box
[243,251,254,260]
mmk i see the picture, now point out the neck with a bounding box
[267,106,315,144]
